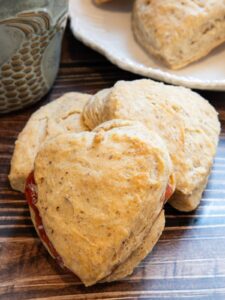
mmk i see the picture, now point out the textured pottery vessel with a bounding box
[0,0,68,113]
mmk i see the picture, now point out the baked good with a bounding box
[95,0,112,3]
[82,79,220,211]
[9,92,90,193]
[132,0,225,69]
[104,209,165,282]
[26,119,174,286]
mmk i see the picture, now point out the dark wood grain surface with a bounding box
[1,26,225,300]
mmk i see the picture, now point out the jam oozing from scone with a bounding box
[25,172,172,275]
[25,172,64,267]
[165,183,174,202]
[160,183,174,204]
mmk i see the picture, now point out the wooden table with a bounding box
[1,26,225,300]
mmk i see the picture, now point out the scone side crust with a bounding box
[169,168,211,212]
[104,210,165,282]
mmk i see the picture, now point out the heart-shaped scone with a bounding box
[132,0,225,69]
[82,79,220,211]
[9,92,90,192]
[26,120,174,286]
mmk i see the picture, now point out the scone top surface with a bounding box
[82,79,220,198]
[133,0,225,69]
[83,81,185,168]
[9,92,90,192]
[33,120,173,286]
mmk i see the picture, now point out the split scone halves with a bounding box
[132,0,225,69]
[82,79,220,211]
[9,92,90,193]
[26,120,175,286]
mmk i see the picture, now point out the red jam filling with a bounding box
[164,183,174,202]
[25,172,174,274]
[161,183,174,204]
[25,172,64,267]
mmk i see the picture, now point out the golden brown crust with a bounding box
[83,81,185,174]
[169,170,211,212]
[82,79,220,211]
[132,0,225,69]
[103,210,165,282]
[9,92,90,192]
[34,120,173,286]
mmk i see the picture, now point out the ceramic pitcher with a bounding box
[0,0,68,113]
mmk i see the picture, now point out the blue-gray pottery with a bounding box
[0,0,68,113]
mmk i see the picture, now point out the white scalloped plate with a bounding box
[69,0,225,91]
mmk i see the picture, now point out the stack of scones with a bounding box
[9,78,220,286]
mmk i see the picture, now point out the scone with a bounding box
[132,0,225,69]
[82,79,220,211]
[9,92,90,193]
[25,120,175,286]
[95,0,112,3]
